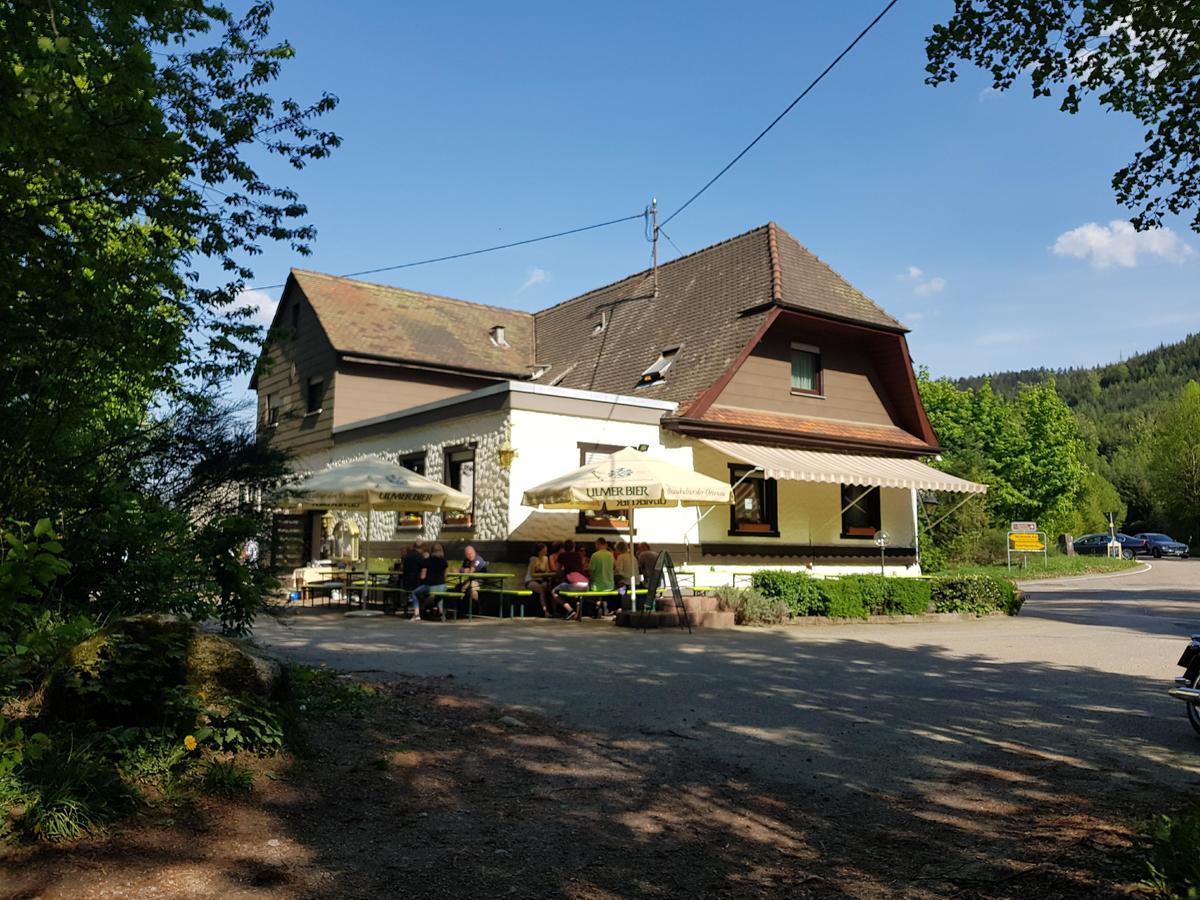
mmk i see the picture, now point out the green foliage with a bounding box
[0,720,134,842]
[926,2,1200,234]
[198,759,254,797]
[749,571,825,616]
[1,0,330,637]
[930,575,1021,616]
[196,696,284,754]
[43,617,193,728]
[715,589,789,626]
[1142,808,1200,897]
[1149,381,1200,543]
[286,663,381,717]
[917,370,1103,564]
[750,572,933,618]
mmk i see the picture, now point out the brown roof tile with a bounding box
[290,269,535,377]
[532,222,906,410]
[697,405,935,452]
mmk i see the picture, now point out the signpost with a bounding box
[1007,521,1047,571]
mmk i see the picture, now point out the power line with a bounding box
[659,0,900,229]
[658,226,686,260]
[249,211,644,290]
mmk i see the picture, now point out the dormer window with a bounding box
[489,325,509,347]
[790,343,822,395]
[291,302,300,333]
[638,347,679,387]
[592,309,608,335]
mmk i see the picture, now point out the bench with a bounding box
[426,590,465,621]
[557,589,663,620]
[479,587,536,619]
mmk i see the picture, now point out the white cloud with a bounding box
[1052,219,1194,269]
[899,265,945,296]
[232,288,276,326]
[914,276,946,296]
[978,86,1001,101]
[519,267,551,292]
[903,310,924,323]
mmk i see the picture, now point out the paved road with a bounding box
[255,562,1200,800]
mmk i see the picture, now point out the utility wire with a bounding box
[658,226,685,260]
[659,0,900,229]
[249,212,644,290]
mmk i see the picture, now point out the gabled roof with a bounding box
[532,222,905,412]
[288,269,535,378]
[269,223,907,413]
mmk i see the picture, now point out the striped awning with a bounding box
[702,440,987,494]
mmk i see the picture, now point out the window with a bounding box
[592,309,608,335]
[841,485,880,539]
[728,465,779,536]
[305,377,325,415]
[638,347,679,387]
[578,443,630,531]
[394,453,426,532]
[444,447,475,528]
[790,343,822,395]
[263,392,279,427]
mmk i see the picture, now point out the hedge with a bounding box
[748,571,1019,619]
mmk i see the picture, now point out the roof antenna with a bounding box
[649,198,659,298]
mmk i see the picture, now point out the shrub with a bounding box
[930,575,1020,615]
[718,589,789,626]
[884,578,933,615]
[1141,808,1200,896]
[820,580,868,619]
[196,695,285,754]
[750,570,826,616]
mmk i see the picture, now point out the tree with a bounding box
[1,1,338,520]
[1011,380,1086,533]
[1149,381,1200,542]
[926,2,1200,233]
[0,2,338,629]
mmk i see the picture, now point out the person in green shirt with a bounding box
[588,538,615,616]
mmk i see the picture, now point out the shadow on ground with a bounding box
[5,640,1190,898]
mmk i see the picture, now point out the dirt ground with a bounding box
[0,672,1156,899]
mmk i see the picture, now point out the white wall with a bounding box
[293,409,510,542]
[506,408,699,545]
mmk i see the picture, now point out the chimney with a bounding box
[489,324,508,347]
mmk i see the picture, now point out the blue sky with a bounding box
[227,0,1198,381]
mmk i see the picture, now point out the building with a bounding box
[252,222,985,579]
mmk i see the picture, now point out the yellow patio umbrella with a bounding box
[521,447,734,598]
[279,457,471,614]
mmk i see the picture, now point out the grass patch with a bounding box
[938,553,1139,580]
[287,663,383,717]
[197,759,253,797]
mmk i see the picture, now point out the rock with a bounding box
[40,614,285,726]
[498,715,526,728]
[187,633,285,700]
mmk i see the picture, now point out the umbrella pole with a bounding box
[630,508,637,611]
[364,497,372,609]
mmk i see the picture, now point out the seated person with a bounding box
[401,541,426,591]
[410,543,448,620]
[525,543,553,617]
[459,543,488,610]
[551,539,588,618]
[587,538,616,617]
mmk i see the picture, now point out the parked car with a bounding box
[1132,532,1190,559]
[1072,533,1150,559]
